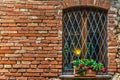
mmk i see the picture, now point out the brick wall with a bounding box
[111,0,120,74]
[0,0,119,79]
[0,0,62,80]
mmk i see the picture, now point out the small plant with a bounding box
[72,59,106,76]
[64,43,69,54]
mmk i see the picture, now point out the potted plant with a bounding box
[72,59,106,77]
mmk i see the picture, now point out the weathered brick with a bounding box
[23,73,40,77]
[38,65,50,69]
[22,61,31,64]
[0,50,14,54]
[30,65,37,69]
[38,6,54,9]
[5,73,22,77]
[5,54,21,57]
[41,61,49,65]
[18,69,26,73]
[13,64,29,68]
[0,61,16,65]
[28,23,38,27]
[27,69,43,72]
[0,65,4,69]
[0,69,8,72]
[41,73,58,77]
[50,61,58,65]
[18,58,34,61]
[4,65,12,69]
[0,76,8,80]
[9,69,17,73]
[0,0,117,79]
[0,20,14,23]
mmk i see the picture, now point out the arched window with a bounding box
[62,7,108,75]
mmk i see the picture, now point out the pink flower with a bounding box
[79,64,83,69]
[102,68,107,73]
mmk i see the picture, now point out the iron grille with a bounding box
[62,7,108,75]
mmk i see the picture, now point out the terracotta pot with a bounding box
[74,69,96,77]
[85,69,96,76]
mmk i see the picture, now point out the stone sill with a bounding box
[59,75,112,79]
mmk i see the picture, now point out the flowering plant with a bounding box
[72,59,106,75]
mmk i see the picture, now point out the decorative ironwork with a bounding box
[62,7,108,75]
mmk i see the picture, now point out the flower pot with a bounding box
[85,69,96,76]
[74,68,96,77]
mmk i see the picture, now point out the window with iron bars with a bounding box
[62,7,108,75]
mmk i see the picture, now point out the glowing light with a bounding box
[74,48,81,56]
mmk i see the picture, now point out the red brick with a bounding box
[6,4,14,8]
[0,61,16,65]
[18,69,26,73]
[108,49,118,53]
[41,73,58,77]
[87,0,94,6]
[30,65,37,69]
[0,20,14,23]
[50,61,58,65]
[56,58,62,61]
[13,64,29,68]
[5,54,21,57]
[15,5,33,9]
[50,65,62,69]
[23,54,35,58]
[2,58,8,60]
[5,27,21,30]
[23,73,40,77]
[28,23,38,27]
[43,20,59,23]
[9,69,17,73]
[9,58,17,61]
[38,6,54,9]
[118,69,120,72]
[43,47,53,51]
[1,8,14,12]
[108,66,117,69]
[36,58,44,61]
[108,69,116,72]
[0,54,5,57]
[39,54,58,58]
[38,65,49,69]
[0,69,8,72]
[15,20,32,23]
[103,1,110,9]
[27,1,43,5]
[18,58,34,61]
[5,73,22,77]
[81,0,87,5]
[0,76,8,80]
[27,69,43,72]
[41,61,49,65]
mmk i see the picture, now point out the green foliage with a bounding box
[91,63,104,71]
[72,59,105,75]
[64,43,69,54]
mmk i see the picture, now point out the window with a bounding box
[62,7,108,75]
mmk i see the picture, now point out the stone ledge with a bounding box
[59,75,112,79]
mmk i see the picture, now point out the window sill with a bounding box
[59,75,112,79]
